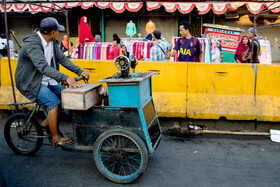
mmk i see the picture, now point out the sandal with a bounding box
[53,136,74,147]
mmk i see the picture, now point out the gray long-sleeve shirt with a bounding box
[15,30,83,102]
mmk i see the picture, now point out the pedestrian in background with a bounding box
[242,27,260,63]
[95,35,101,42]
[108,34,120,60]
[60,35,73,55]
[170,21,203,62]
[145,33,152,41]
[0,34,7,57]
[121,45,130,58]
[146,29,171,61]
[234,36,250,63]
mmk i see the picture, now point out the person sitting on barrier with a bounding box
[15,17,89,147]
[169,21,203,62]
[146,29,171,61]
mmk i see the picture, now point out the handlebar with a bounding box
[61,76,87,86]
[74,76,85,82]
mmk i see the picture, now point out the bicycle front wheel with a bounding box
[93,129,148,184]
[4,113,43,155]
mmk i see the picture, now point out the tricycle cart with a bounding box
[4,55,161,183]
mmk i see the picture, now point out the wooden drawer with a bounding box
[61,83,101,110]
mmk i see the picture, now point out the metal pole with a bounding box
[201,15,203,36]
[251,14,257,63]
[258,0,278,14]
[101,9,105,42]
[3,0,17,104]
[137,14,140,38]
[9,30,22,49]
[256,22,280,29]
[175,12,178,37]
[64,10,70,58]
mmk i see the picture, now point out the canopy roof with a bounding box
[1,1,280,14]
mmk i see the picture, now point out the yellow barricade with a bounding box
[0,58,30,109]
[256,64,280,121]
[135,61,187,118]
[187,63,256,120]
[64,60,188,118]
[0,58,187,117]
[1,57,280,122]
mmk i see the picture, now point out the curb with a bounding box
[158,118,280,136]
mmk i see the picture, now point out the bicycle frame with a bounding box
[9,102,48,138]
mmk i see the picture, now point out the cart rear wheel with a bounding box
[4,113,43,155]
[93,129,148,184]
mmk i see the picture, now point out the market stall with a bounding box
[204,24,243,63]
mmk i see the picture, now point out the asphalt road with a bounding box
[0,118,280,187]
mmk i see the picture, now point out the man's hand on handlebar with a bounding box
[64,72,89,88]
[66,77,83,88]
[81,71,90,80]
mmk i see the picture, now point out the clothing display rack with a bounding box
[121,38,154,60]
[76,42,112,60]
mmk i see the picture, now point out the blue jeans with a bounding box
[36,83,64,110]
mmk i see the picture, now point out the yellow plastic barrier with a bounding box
[0,58,187,117]
[1,57,17,87]
[187,63,256,120]
[64,60,188,118]
[134,61,187,117]
[1,57,280,122]
[256,64,280,121]
[0,58,30,109]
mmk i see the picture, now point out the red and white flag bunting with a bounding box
[0,1,279,14]
[246,2,266,14]
[0,2,143,13]
[146,1,280,15]
[268,2,280,13]
[178,3,194,14]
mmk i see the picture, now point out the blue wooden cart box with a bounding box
[100,72,153,107]
[73,72,161,153]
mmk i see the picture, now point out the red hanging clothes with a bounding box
[133,42,137,56]
[140,42,144,60]
[147,42,151,59]
[79,16,94,44]
[200,39,205,59]
[137,42,141,60]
